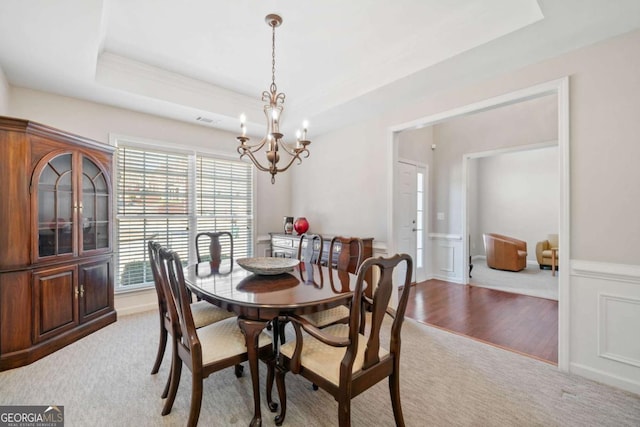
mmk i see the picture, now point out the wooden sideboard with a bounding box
[269,233,374,297]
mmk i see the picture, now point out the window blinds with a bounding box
[115,145,253,290]
[196,156,253,260]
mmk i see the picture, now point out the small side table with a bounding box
[551,248,558,277]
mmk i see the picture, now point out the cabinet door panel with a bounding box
[80,156,110,254]
[35,153,76,259]
[79,259,112,322]
[33,265,78,343]
[273,250,294,258]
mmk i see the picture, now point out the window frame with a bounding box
[111,134,256,293]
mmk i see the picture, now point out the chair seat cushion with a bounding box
[280,324,388,385]
[198,317,271,365]
[191,300,234,328]
[300,305,350,328]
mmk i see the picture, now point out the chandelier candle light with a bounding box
[237,14,311,184]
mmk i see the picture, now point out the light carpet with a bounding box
[470,257,558,300]
[1,310,638,426]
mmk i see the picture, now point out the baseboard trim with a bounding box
[116,303,157,317]
[428,233,462,241]
[570,362,640,395]
[431,273,465,284]
[472,255,538,267]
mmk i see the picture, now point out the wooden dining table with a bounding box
[184,259,358,427]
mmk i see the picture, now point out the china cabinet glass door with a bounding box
[37,153,110,259]
[81,156,110,252]
[38,153,75,257]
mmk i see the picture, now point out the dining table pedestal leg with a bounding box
[266,317,283,413]
[238,317,269,427]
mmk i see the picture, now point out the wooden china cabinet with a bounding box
[0,117,116,371]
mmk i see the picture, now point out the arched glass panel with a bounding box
[38,153,74,257]
[82,156,109,251]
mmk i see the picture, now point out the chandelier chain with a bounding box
[271,22,276,92]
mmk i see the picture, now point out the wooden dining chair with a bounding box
[158,246,273,426]
[195,231,234,273]
[297,233,323,265]
[301,237,364,329]
[275,253,413,427]
[148,241,235,398]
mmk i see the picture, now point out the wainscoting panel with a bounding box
[440,245,455,273]
[429,234,463,283]
[570,260,640,395]
[598,294,640,368]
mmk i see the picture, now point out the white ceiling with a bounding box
[1,0,640,138]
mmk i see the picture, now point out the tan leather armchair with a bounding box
[483,233,527,272]
[536,234,558,270]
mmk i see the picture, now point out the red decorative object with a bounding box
[293,217,309,235]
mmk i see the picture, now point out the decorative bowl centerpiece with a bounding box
[237,257,299,275]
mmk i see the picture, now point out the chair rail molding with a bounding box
[428,233,463,241]
[571,260,640,285]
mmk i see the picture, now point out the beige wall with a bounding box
[291,118,389,239]
[292,28,640,266]
[426,94,558,261]
[289,28,640,393]
[8,87,290,238]
[0,66,8,115]
[431,95,557,235]
[475,147,559,262]
[397,126,433,163]
[396,98,558,264]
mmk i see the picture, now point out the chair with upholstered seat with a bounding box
[301,236,364,328]
[536,234,559,271]
[275,253,413,427]
[483,233,527,272]
[148,241,235,399]
[272,233,325,345]
[297,233,323,265]
[158,246,273,426]
[195,231,234,273]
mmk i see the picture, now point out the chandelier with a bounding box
[236,14,310,184]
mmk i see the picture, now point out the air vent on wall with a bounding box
[196,116,221,126]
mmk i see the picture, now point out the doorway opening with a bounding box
[465,141,559,301]
[388,77,569,370]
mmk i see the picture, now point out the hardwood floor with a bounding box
[405,279,558,364]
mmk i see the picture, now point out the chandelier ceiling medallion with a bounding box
[237,14,310,184]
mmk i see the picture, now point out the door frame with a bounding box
[395,158,429,283]
[387,77,570,371]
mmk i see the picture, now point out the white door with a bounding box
[395,161,427,283]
